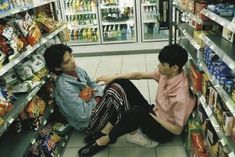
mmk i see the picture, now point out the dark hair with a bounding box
[44,44,72,75]
[158,44,188,71]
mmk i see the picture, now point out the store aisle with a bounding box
[62,53,187,157]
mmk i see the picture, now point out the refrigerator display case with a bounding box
[62,0,101,45]
[99,0,137,43]
[141,0,169,41]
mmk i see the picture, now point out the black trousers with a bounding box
[110,79,174,143]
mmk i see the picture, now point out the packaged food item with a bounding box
[35,13,61,33]
[15,13,42,46]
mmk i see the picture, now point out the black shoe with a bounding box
[78,142,107,157]
[84,132,106,144]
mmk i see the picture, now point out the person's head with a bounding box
[44,44,76,75]
[158,44,188,77]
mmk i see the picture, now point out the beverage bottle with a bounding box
[82,28,88,41]
[116,24,121,40]
[93,14,97,25]
[87,28,92,42]
[153,23,159,38]
[103,26,108,40]
[74,29,78,40]
[107,25,112,38]
[111,25,117,39]
[126,25,131,40]
[70,29,74,40]
[92,28,97,42]
[78,29,83,41]
[121,26,127,40]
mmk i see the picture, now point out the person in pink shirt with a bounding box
[78,44,196,157]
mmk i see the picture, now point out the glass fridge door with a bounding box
[63,0,101,45]
[141,0,169,41]
[99,0,137,43]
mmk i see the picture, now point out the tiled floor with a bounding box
[62,53,188,157]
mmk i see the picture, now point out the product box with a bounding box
[208,87,218,110]
[188,61,203,92]
[194,1,209,21]
[202,74,211,104]
[222,27,235,43]
[222,111,233,136]
[191,132,209,157]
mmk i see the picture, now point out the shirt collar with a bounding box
[166,71,186,86]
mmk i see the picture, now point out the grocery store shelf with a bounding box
[199,33,235,71]
[0,105,54,157]
[179,38,198,66]
[201,9,235,33]
[178,23,201,51]
[199,95,235,155]
[0,24,67,76]
[0,0,56,19]
[200,62,235,117]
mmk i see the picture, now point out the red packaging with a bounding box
[194,1,209,21]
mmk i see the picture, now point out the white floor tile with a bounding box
[109,147,156,157]
[156,146,187,157]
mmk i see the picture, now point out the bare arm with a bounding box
[96,71,154,84]
[149,113,183,135]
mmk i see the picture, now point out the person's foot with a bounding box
[84,132,106,144]
[126,129,159,148]
[78,142,107,157]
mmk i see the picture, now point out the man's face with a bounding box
[60,51,76,73]
[157,62,175,76]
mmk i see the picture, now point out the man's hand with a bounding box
[96,74,119,85]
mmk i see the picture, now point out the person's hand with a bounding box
[95,74,118,85]
[95,96,101,104]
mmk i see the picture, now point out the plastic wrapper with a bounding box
[15,13,42,46]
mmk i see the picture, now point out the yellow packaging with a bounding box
[193,30,209,48]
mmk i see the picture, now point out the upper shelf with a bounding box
[199,33,235,71]
[0,0,56,19]
[201,9,235,33]
[0,24,67,77]
[178,23,201,51]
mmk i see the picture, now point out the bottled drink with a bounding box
[116,24,121,40]
[121,25,127,40]
[82,28,88,41]
[92,28,97,42]
[126,25,131,40]
[103,26,108,40]
[74,29,78,40]
[78,29,83,41]
[107,25,112,38]
[111,25,117,39]
[70,29,74,40]
[153,23,159,38]
[87,28,92,41]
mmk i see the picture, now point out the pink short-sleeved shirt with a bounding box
[150,70,196,127]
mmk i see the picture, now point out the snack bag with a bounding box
[15,13,42,46]
[35,13,60,33]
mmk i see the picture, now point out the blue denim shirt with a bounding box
[54,67,103,131]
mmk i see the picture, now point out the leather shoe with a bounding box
[84,132,106,144]
[78,142,107,157]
